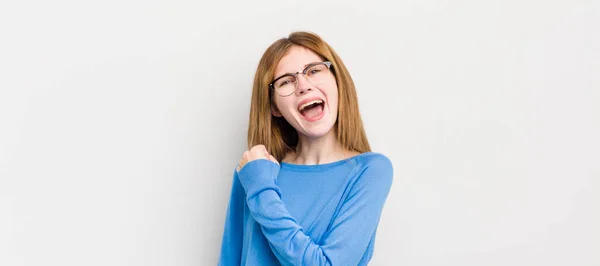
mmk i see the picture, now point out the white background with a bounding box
[1,0,599,265]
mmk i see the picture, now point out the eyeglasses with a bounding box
[268,61,333,97]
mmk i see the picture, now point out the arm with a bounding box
[217,167,245,266]
[236,156,394,265]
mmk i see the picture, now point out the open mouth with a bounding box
[298,99,325,120]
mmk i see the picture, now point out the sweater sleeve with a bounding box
[217,167,245,266]
[236,156,394,266]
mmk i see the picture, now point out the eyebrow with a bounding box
[302,61,319,68]
[275,61,320,78]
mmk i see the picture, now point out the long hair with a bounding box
[247,31,371,161]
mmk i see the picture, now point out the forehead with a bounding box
[274,46,323,78]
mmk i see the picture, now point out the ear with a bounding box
[271,104,282,117]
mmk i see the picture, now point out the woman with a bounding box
[218,31,393,266]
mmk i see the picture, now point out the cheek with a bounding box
[325,83,339,106]
[275,98,296,116]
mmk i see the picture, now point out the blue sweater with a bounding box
[218,152,393,265]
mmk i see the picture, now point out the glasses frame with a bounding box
[268,61,333,97]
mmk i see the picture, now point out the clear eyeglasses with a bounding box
[268,61,333,97]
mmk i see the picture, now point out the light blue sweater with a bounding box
[218,152,393,265]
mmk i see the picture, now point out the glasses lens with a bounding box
[305,63,328,86]
[274,75,297,96]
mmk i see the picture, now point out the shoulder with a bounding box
[353,152,394,184]
[356,152,393,172]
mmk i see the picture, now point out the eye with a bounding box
[306,64,326,76]
[276,76,295,88]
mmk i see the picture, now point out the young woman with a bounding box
[218,31,394,266]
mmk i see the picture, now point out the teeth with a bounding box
[298,100,324,112]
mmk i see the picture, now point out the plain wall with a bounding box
[1,0,599,265]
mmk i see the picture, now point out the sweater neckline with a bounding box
[279,152,372,171]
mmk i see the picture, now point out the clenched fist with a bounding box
[237,144,279,172]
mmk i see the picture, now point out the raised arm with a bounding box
[236,156,393,265]
[217,168,245,266]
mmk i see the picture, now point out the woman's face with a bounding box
[271,46,339,139]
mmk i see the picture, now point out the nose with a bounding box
[295,74,313,95]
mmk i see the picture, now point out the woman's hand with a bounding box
[237,144,279,172]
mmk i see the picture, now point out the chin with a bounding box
[285,107,338,139]
[298,122,336,139]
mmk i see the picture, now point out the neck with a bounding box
[287,128,347,165]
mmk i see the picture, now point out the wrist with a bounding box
[237,159,281,199]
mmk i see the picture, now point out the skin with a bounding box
[238,46,360,171]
